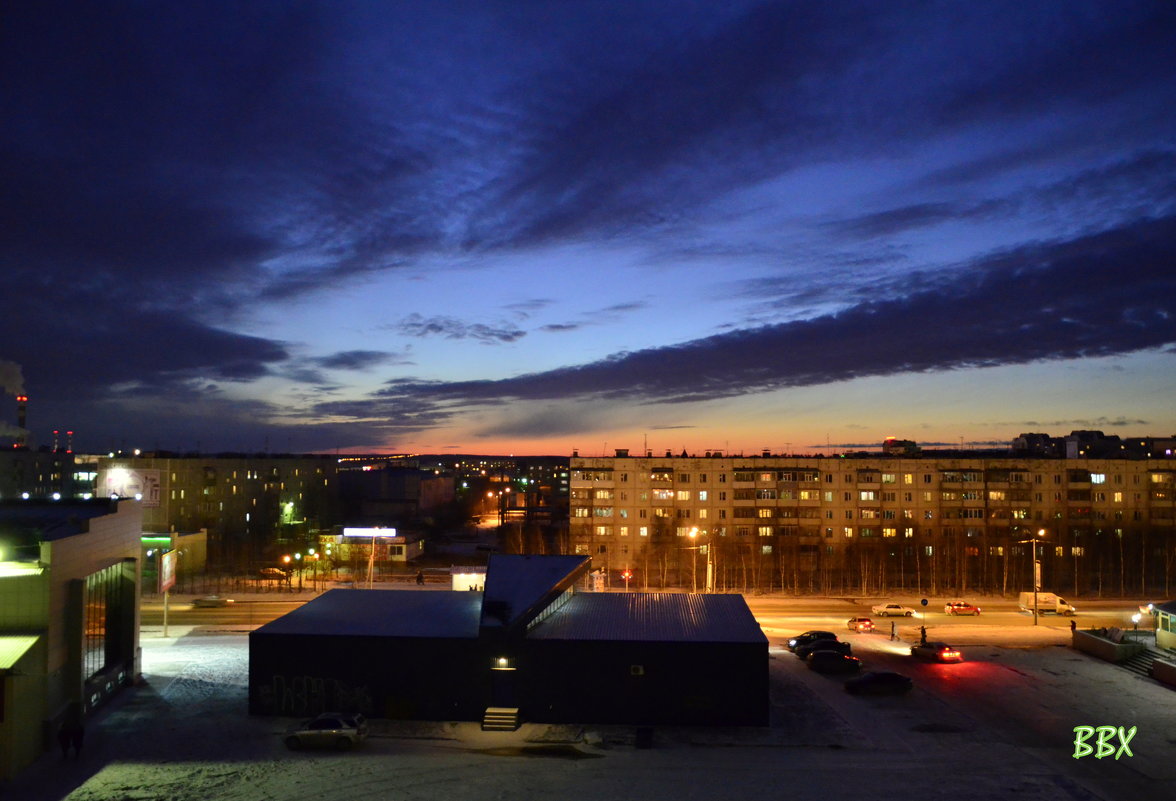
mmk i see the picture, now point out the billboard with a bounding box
[101,467,161,508]
[159,549,177,593]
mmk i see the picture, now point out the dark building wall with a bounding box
[519,639,768,726]
[248,633,489,721]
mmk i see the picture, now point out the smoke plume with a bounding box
[0,360,23,396]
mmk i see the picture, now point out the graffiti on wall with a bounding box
[258,674,374,717]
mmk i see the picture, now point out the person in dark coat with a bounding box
[59,702,85,758]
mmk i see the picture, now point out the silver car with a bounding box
[284,712,369,751]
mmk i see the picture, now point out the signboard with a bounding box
[159,549,177,593]
[342,527,398,538]
[1034,559,1042,592]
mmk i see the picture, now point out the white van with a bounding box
[1018,592,1076,615]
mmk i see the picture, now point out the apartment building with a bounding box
[570,452,1176,596]
[94,454,339,565]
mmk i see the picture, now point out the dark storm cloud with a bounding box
[396,314,525,344]
[313,351,401,371]
[355,216,1176,418]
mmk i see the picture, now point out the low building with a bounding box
[249,554,767,727]
[0,499,141,780]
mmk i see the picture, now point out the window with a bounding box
[653,489,674,501]
[678,474,691,483]
[859,490,876,501]
[573,508,589,518]
[883,528,897,537]
[698,490,708,501]
[758,526,773,537]
[676,490,691,501]
[843,527,853,538]
[762,545,773,554]
[593,507,613,517]
[882,473,897,484]
[676,508,691,519]
[757,508,774,519]
[756,489,777,500]
[619,526,628,537]
[698,509,708,519]
[639,527,648,537]
[83,563,130,680]
[594,489,613,500]
[1091,473,1106,484]
[594,525,610,536]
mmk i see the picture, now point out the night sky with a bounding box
[3,1,1175,456]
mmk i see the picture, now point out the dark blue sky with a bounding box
[3,1,1175,455]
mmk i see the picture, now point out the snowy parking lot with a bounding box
[5,616,1174,801]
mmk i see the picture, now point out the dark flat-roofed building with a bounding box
[249,554,767,727]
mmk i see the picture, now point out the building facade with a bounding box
[0,499,141,779]
[94,454,339,566]
[570,453,1176,597]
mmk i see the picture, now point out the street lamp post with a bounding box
[1015,528,1047,626]
[294,552,303,592]
[687,527,699,593]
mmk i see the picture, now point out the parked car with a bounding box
[844,671,914,696]
[787,630,838,652]
[846,617,875,633]
[807,650,862,674]
[871,602,916,617]
[796,638,851,660]
[944,601,981,616]
[285,712,369,751]
[191,595,233,608]
[910,641,963,663]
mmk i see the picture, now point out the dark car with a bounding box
[807,650,863,674]
[844,671,914,696]
[846,617,875,633]
[795,638,851,660]
[787,630,838,652]
[910,641,963,663]
[285,712,369,751]
[944,601,981,616]
[191,595,233,608]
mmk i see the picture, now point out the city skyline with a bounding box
[4,2,1175,456]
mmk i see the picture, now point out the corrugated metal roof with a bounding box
[0,634,42,670]
[252,589,482,639]
[526,592,767,644]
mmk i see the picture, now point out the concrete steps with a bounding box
[1119,646,1161,678]
[481,707,520,732]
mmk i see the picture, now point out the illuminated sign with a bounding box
[342,527,398,538]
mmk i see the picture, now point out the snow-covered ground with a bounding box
[4,604,1173,801]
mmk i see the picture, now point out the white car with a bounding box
[871,602,916,617]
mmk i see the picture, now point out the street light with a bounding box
[1015,528,1047,626]
[688,527,699,593]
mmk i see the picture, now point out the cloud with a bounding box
[361,215,1176,416]
[313,350,402,371]
[395,314,525,344]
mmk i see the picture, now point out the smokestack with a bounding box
[17,395,27,430]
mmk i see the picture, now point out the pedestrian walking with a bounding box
[1070,619,1077,633]
[415,570,425,586]
[919,625,927,645]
